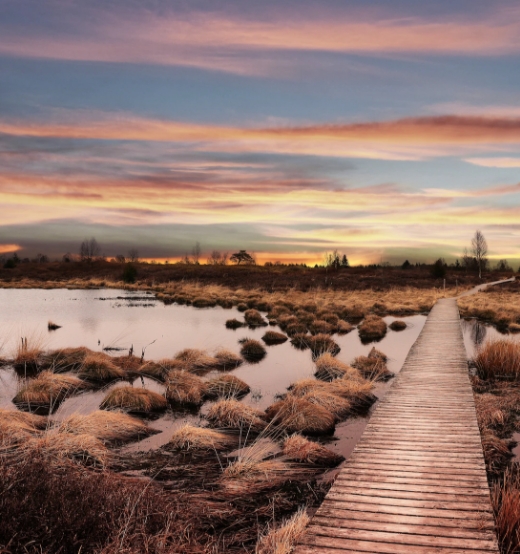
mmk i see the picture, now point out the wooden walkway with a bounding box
[295,298,499,554]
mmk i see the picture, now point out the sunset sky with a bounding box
[1,0,520,266]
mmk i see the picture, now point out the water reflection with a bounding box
[461,318,506,359]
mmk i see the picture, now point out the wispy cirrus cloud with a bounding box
[464,157,520,168]
[1,5,520,75]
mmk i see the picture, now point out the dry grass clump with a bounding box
[474,339,520,380]
[206,375,251,399]
[337,320,354,334]
[290,378,376,414]
[100,386,167,414]
[290,333,310,350]
[221,458,291,495]
[285,322,308,337]
[303,391,351,420]
[308,319,335,335]
[214,348,244,370]
[172,348,219,373]
[58,410,152,443]
[168,424,236,451]
[358,315,387,342]
[165,370,207,407]
[266,396,335,435]
[240,338,267,362]
[352,354,393,382]
[13,341,44,373]
[283,434,344,467]
[509,322,520,333]
[41,346,91,372]
[389,320,407,331]
[244,309,267,327]
[368,346,388,362]
[306,334,340,358]
[277,315,299,331]
[137,358,176,381]
[0,409,47,445]
[491,469,520,554]
[226,318,244,329]
[262,330,288,345]
[77,353,125,382]
[206,399,267,434]
[13,371,87,412]
[192,296,218,308]
[25,432,109,467]
[481,430,514,477]
[314,353,360,381]
[256,508,310,554]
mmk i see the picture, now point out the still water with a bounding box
[0,288,427,456]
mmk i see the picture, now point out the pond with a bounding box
[0,288,427,458]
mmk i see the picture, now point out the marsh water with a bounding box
[0,288,515,462]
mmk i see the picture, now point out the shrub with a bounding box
[122,263,138,284]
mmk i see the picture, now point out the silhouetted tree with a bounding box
[401,260,411,269]
[431,258,446,278]
[471,230,488,279]
[79,238,101,263]
[128,248,139,263]
[495,259,511,272]
[230,250,255,265]
[341,254,349,267]
[207,250,228,265]
[191,242,201,264]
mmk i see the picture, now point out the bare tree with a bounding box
[207,250,228,265]
[79,238,101,263]
[192,242,201,264]
[471,230,488,279]
[128,248,139,263]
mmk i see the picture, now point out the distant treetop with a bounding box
[230,250,256,265]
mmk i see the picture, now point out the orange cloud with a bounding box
[3,114,520,162]
[0,244,20,254]
[465,157,520,168]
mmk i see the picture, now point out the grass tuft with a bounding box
[168,424,236,451]
[283,434,344,467]
[205,374,251,399]
[77,353,125,382]
[358,315,387,342]
[255,508,310,554]
[262,330,288,345]
[265,396,335,435]
[165,370,207,407]
[206,399,267,434]
[100,386,167,414]
[240,338,267,362]
[474,339,520,380]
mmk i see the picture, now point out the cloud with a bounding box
[2,6,520,76]
[464,157,520,168]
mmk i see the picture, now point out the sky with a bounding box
[1,0,520,266]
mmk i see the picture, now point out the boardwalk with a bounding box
[295,298,499,554]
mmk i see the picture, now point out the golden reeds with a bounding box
[358,315,387,342]
[282,434,344,467]
[491,469,520,554]
[303,391,351,421]
[172,348,219,373]
[77,353,125,382]
[165,370,207,407]
[314,353,360,381]
[205,375,250,399]
[58,410,152,443]
[306,334,340,358]
[474,339,520,380]
[25,432,109,467]
[256,508,310,554]
[168,424,236,451]
[262,331,288,345]
[352,354,393,382]
[137,358,176,381]
[0,409,46,446]
[13,371,87,412]
[221,458,291,494]
[240,339,267,362]
[206,399,267,434]
[100,386,167,414]
[265,396,335,435]
[308,319,335,335]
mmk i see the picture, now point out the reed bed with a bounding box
[358,314,387,342]
[261,330,288,345]
[165,370,207,407]
[282,434,344,467]
[58,410,153,443]
[314,353,360,381]
[255,508,310,554]
[100,386,167,414]
[474,339,520,380]
[168,424,237,451]
[13,371,87,412]
[265,396,335,435]
[491,469,520,554]
[458,289,520,330]
[206,399,267,434]
[240,338,267,362]
[206,375,251,399]
[77,353,126,382]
